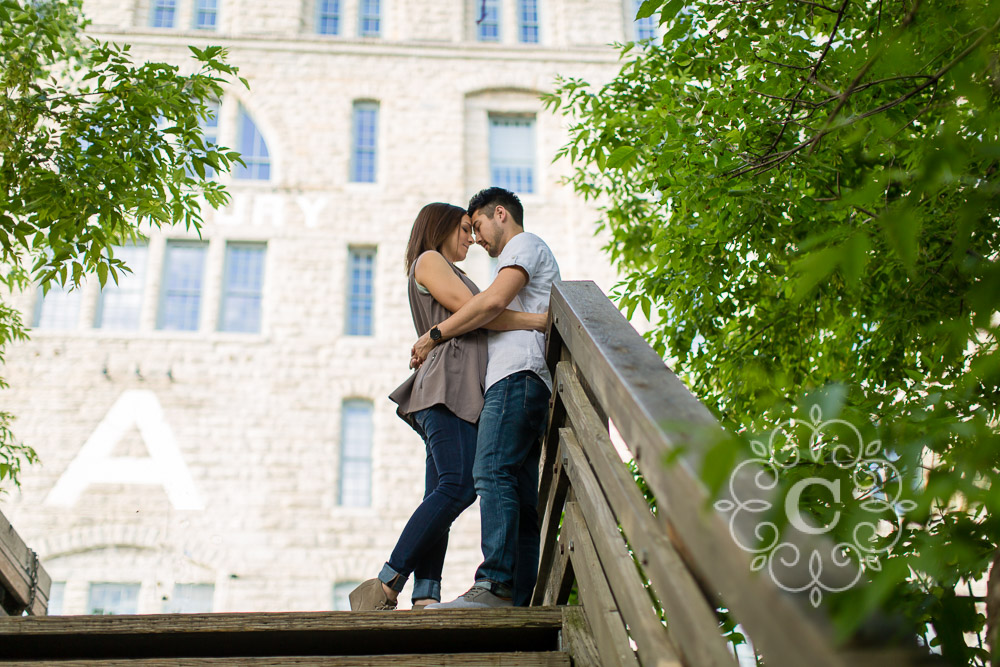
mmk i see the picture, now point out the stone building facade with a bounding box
[0,0,652,614]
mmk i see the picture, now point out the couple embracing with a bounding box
[350,186,560,611]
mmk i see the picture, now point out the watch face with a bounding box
[430,327,441,340]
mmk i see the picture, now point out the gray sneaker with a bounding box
[423,585,513,609]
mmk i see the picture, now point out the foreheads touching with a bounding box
[466,186,525,230]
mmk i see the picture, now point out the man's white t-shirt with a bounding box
[485,232,561,393]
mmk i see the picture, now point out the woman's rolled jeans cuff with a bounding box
[379,562,442,602]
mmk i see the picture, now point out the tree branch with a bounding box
[764,0,852,156]
[731,12,1000,178]
[808,0,922,154]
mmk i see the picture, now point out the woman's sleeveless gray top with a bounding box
[388,258,488,425]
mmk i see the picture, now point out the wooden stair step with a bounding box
[0,609,565,662]
[1,652,571,666]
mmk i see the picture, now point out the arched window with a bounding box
[489,114,535,193]
[235,105,271,181]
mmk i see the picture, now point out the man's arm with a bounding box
[412,266,528,363]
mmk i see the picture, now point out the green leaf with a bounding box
[607,145,638,169]
[635,0,663,20]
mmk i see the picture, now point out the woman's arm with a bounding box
[415,251,546,332]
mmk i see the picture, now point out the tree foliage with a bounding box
[548,0,1000,663]
[0,0,244,490]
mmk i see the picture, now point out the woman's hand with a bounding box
[533,311,549,332]
[411,331,434,367]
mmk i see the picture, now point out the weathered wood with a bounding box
[537,344,570,516]
[1,654,572,666]
[556,361,736,667]
[533,425,569,606]
[560,606,602,667]
[562,501,640,667]
[0,510,50,616]
[0,609,563,661]
[548,281,851,667]
[559,428,682,667]
[540,525,574,607]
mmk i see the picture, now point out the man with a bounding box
[411,186,560,608]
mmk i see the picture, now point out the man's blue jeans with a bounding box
[473,371,551,606]
[379,405,478,602]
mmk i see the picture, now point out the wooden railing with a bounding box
[532,281,923,667]
[0,510,50,616]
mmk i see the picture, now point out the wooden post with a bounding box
[0,510,50,616]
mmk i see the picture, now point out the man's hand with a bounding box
[412,331,434,366]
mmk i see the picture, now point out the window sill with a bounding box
[28,328,272,345]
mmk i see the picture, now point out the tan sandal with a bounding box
[348,578,397,611]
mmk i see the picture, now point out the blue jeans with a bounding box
[379,405,478,602]
[473,371,551,606]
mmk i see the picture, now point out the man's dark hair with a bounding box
[467,187,524,228]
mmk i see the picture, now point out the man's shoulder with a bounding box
[508,232,556,259]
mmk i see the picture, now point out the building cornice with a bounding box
[86,29,625,66]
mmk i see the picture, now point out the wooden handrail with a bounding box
[532,281,920,667]
[0,510,50,616]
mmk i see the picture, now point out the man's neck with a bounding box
[497,227,524,255]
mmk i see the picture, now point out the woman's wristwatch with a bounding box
[429,325,443,343]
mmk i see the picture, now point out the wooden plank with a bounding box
[560,606,602,667]
[540,529,574,607]
[560,429,682,667]
[556,361,736,667]
[0,510,50,615]
[548,281,852,667]
[0,653,572,666]
[0,609,563,661]
[562,501,639,667]
[0,608,564,637]
[537,344,570,516]
[533,424,569,606]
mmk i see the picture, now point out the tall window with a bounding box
[489,115,535,194]
[96,243,148,330]
[346,247,375,336]
[198,100,220,179]
[317,0,340,35]
[476,0,500,41]
[632,0,657,41]
[350,102,378,183]
[150,0,176,28]
[235,105,270,181]
[158,241,208,331]
[358,0,380,36]
[219,242,266,333]
[518,0,539,43]
[162,584,214,613]
[194,0,218,29]
[88,583,140,615]
[33,282,81,331]
[339,400,373,507]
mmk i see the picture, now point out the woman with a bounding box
[349,203,546,611]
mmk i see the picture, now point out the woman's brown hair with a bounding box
[404,202,467,274]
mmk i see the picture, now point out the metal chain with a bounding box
[24,549,38,615]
